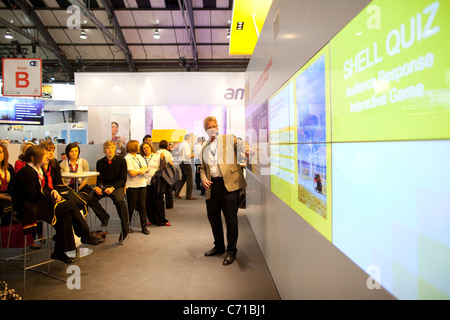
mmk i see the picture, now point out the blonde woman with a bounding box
[124,140,150,235]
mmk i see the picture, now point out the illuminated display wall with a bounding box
[245,0,450,299]
[0,96,44,125]
[331,0,450,142]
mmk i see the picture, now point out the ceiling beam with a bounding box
[0,7,233,12]
[56,42,231,46]
[68,0,136,72]
[185,0,199,71]
[0,17,58,53]
[0,25,231,30]
[99,0,136,72]
[66,59,248,71]
[178,0,198,71]
[12,0,74,80]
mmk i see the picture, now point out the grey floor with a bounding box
[1,189,280,300]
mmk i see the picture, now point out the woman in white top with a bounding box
[141,141,170,226]
[125,140,150,235]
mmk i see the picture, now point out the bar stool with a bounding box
[0,215,33,281]
[1,211,66,295]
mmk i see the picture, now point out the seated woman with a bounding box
[0,144,15,226]
[141,141,170,226]
[40,141,88,216]
[60,143,92,197]
[124,140,150,235]
[60,143,108,226]
[12,142,42,248]
[12,145,103,264]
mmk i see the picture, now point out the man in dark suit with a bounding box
[200,116,248,266]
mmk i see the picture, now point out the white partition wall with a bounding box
[75,72,245,144]
[75,72,245,106]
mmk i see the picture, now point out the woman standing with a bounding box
[124,140,150,235]
[0,144,15,226]
[141,142,170,226]
[12,145,103,264]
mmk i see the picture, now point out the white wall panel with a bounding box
[246,172,394,299]
[332,140,450,299]
[75,72,245,106]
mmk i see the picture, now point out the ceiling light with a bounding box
[80,30,87,39]
[4,30,13,40]
[154,29,160,39]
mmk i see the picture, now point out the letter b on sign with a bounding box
[16,72,30,88]
[2,58,42,96]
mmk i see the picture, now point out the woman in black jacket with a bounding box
[12,145,103,264]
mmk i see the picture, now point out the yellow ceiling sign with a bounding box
[151,129,186,142]
[229,0,273,55]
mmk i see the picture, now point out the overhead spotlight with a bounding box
[227,29,231,39]
[4,29,13,40]
[154,29,160,39]
[80,30,87,39]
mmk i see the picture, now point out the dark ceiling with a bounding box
[0,0,249,83]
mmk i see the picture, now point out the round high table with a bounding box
[61,171,100,259]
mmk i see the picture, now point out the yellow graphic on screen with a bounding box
[268,45,332,241]
[291,45,332,242]
[330,0,450,142]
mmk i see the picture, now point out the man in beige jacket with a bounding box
[200,116,248,266]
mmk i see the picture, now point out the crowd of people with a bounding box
[0,136,56,146]
[0,135,192,264]
[0,116,248,267]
